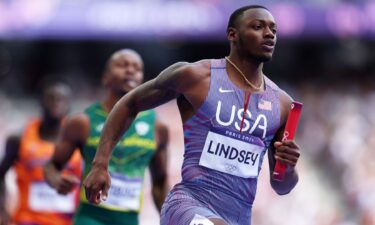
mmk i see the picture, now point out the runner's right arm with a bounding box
[43,114,89,195]
[84,61,209,204]
[0,135,20,225]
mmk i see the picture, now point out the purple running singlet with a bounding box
[161,59,281,225]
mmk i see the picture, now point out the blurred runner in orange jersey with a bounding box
[0,82,82,225]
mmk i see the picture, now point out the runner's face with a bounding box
[232,8,277,62]
[42,85,71,120]
[104,53,144,95]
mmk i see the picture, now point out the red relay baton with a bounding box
[272,101,303,181]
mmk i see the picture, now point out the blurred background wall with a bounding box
[1,0,375,224]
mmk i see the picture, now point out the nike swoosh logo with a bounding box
[219,87,235,93]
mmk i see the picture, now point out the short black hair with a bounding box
[36,77,71,98]
[103,48,143,74]
[227,5,269,33]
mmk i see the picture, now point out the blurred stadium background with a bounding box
[1,0,375,224]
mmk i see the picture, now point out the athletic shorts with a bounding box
[73,202,138,225]
[160,183,252,225]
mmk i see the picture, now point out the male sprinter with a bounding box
[84,6,300,225]
[44,49,169,225]
[0,83,82,225]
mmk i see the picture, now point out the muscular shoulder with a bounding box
[179,59,211,75]
[182,60,211,81]
[62,113,90,143]
[64,113,90,128]
[278,89,293,125]
[156,60,211,94]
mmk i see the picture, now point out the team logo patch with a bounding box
[96,123,104,132]
[223,163,238,173]
[135,122,150,136]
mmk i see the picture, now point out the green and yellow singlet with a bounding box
[73,103,157,225]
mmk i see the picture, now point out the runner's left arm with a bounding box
[149,120,169,212]
[267,90,300,195]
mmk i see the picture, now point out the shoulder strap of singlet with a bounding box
[211,58,226,69]
[264,75,280,91]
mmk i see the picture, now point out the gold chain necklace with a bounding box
[225,56,263,91]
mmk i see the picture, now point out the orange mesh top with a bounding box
[13,119,82,225]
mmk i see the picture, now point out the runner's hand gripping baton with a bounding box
[272,101,303,181]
